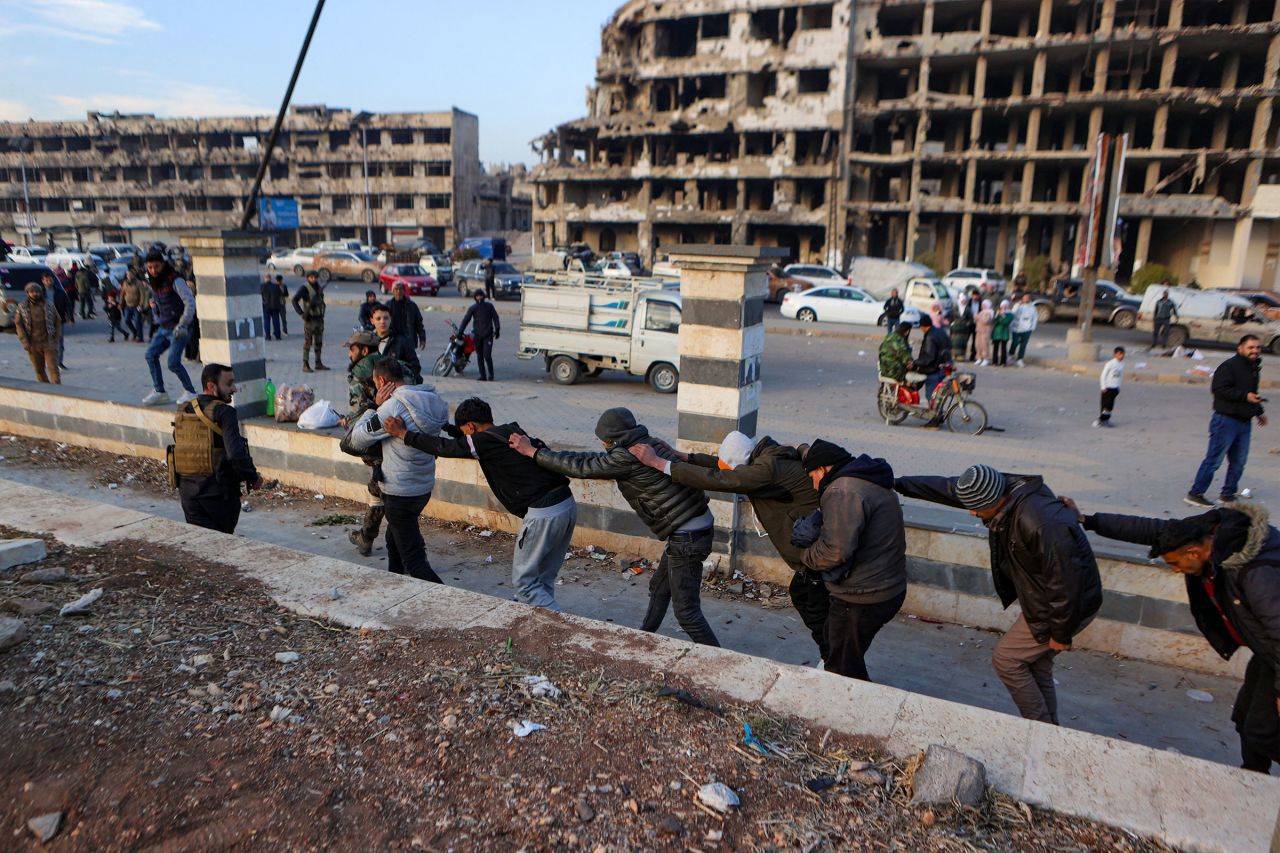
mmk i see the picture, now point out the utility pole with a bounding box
[351,111,374,246]
[10,137,35,243]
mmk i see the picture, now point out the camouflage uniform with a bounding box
[292,280,327,369]
[878,332,912,382]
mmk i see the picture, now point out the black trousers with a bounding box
[475,334,496,379]
[789,572,831,663]
[383,492,442,583]
[180,488,241,534]
[825,590,906,681]
[1153,320,1171,348]
[1099,388,1119,422]
[640,527,719,646]
[1234,654,1280,773]
[993,339,1008,366]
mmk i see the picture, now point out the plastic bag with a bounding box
[298,399,341,430]
[274,384,315,423]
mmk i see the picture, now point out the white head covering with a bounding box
[982,299,993,310]
[999,299,1011,309]
[717,430,756,469]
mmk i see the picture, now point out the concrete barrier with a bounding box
[0,379,1247,679]
[1,477,1276,853]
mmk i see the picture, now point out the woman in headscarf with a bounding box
[929,300,948,329]
[974,299,995,366]
[992,299,1014,367]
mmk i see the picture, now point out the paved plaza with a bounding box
[1,284,1276,517]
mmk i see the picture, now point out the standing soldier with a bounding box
[341,331,389,557]
[171,363,263,534]
[292,269,329,372]
[15,282,62,384]
[895,464,1103,723]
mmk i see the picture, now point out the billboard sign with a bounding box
[257,196,299,230]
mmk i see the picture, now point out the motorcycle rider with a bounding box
[913,314,953,403]
[878,322,913,383]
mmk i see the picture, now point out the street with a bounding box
[1,278,1276,518]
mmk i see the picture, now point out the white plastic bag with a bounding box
[297,399,341,430]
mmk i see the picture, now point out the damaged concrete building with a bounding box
[0,105,481,250]
[531,0,855,267]
[536,0,1280,289]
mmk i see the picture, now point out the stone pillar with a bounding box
[667,245,786,456]
[184,230,271,417]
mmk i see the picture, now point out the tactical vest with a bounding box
[167,400,224,486]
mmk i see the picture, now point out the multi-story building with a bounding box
[532,0,855,267]
[478,164,533,232]
[538,0,1280,290]
[0,104,481,251]
[850,0,1280,289]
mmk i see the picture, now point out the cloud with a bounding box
[50,84,270,119]
[0,0,162,44]
[0,99,32,121]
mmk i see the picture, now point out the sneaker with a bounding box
[176,391,198,405]
[348,529,372,557]
[1218,494,1238,504]
[1016,359,1026,367]
[142,390,171,406]
[1092,420,1102,428]
[1184,492,1214,508]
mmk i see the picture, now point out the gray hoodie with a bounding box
[349,383,448,497]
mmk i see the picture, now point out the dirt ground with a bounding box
[0,528,1172,852]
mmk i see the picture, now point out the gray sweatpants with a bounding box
[512,496,577,611]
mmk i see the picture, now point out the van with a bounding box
[312,240,364,253]
[458,237,509,261]
[1138,286,1280,353]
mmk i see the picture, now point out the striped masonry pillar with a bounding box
[668,245,789,576]
[184,230,270,418]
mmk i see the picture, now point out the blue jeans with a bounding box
[1191,412,1252,498]
[923,370,946,401]
[145,326,195,394]
[122,306,142,339]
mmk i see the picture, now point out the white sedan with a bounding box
[780,285,922,327]
[783,263,847,288]
[266,247,320,276]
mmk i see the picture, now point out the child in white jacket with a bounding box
[1095,346,1125,427]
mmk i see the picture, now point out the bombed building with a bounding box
[537,0,1280,289]
[0,105,481,250]
[531,0,855,267]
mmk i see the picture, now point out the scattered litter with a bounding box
[1242,488,1254,498]
[59,588,104,617]
[241,502,253,513]
[329,588,344,600]
[657,686,723,715]
[742,722,767,755]
[275,651,300,664]
[696,782,740,813]
[521,675,562,699]
[1186,689,1214,703]
[1134,362,1148,370]
[479,530,494,538]
[313,494,324,501]
[484,556,494,564]
[511,720,546,737]
[804,775,837,793]
[269,705,292,723]
[108,483,119,490]
[857,350,866,356]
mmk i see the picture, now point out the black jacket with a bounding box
[378,333,422,384]
[915,327,953,374]
[261,282,285,312]
[1212,353,1264,423]
[292,282,325,320]
[460,300,500,339]
[357,300,380,331]
[883,296,905,321]
[896,473,1102,644]
[673,437,816,572]
[404,423,570,518]
[177,395,259,500]
[1084,505,1280,691]
[389,297,425,347]
[534,420,708,540]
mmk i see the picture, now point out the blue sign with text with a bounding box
[257,196,299,230]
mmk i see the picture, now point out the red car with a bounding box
[379,263,439,296]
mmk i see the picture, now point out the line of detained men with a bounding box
[200,343,1280,777]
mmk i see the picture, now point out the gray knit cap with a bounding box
[955,464,1007,511]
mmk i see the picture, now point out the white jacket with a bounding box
[1012,303,1038,334]
[349,383,448,497]
[1100,358,1124,390]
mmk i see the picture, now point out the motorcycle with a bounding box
[432,320,475,377]
[877,365,988,435]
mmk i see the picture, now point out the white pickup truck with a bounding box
[517,275,682,393]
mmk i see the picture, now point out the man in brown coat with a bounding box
[15,282,62,383]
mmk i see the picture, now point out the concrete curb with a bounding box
[1028,355,1280,389]
[1,477,1276,853]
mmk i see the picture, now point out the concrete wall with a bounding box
[4,478,1277,853]
[0,379,1248,681]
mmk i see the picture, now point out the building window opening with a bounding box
[800,4,833,30]
[747,71,778,106]
[655,17,698,57]
[701,13,729,39]
[797,68,831,94]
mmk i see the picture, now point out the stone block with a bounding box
[0,615,28,652]
[762,665,904,741]
[0,538,45,570]
[888,693,1030,793]
[911,744,987,807]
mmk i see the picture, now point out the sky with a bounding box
[0,0,623,166]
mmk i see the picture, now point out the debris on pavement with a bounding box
[696,781,740,814]
[58,587,103,616]
[511,720,547,737]
[27,811,63,843]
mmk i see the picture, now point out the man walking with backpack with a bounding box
[172,363,263,534]
[385,397,576,611]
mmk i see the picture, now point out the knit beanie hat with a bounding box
[955,464,1007,511]
[802,439,853,473]
[717,431,755,469]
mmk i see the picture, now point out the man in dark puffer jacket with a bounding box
[1067,500,1280,773]
[629,430,829,663]
[896,464,1102,723]
[510,407,718,646]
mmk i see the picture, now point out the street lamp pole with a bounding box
[361,124,372,246]
[13,137,35,241]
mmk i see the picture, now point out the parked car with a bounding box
[551,243,595,268]
[313,251,383,283]
[87,242,140,263]
[780,285,923,327]
[942,267,1007,293]
[1137,285,1280,352]
[267,247,320,276]
[595,258,638,278]
[455,259,524,299]
[0,262,55,330]
[458,236,509,261]
[8,246,49,263]
[379,263,439,296]
[766,266,815,303]
[1019,278,1139,328]
[783,263,848,288]
[1231,290,1280,322]
[419,253,453,287]
[313,240,365,253]
[606,251,646,275]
